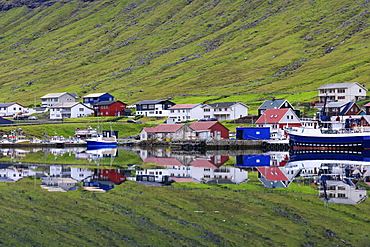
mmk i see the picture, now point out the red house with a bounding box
[94,101,128,117]
[189,121,229,139]
[93,169,126,184]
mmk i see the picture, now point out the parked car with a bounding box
[126,119,136,123]
[28,116,38,120]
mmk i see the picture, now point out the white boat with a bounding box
[86,134,117,148]
[8,135,31,144]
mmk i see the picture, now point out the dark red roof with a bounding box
[169,177,199,183]
[189,121,218,131]
[144,157,184,166]
[190,158,218,168]
[143,124,185,133]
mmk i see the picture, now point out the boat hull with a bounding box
[289,132,370,150]
[86,140,117,147]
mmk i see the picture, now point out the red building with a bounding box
[93,169,127,184]
[189,121,229,139]
[94,101,128,117]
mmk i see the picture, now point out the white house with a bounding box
[166,104,203,124]
[255,108,301,139]
[0,103,28,117]
[49,102,94,120]
[135,99,175,117]
[138,156,248,184]
[40,92,78,108]
[318,82,367,102]
[200,102,249,121]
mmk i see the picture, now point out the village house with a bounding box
[318,180,367,204]
[189,121,229,140]
[258,99,300,117]
[256,166,298,188]
[255,108,301,139]
[135,99,175,117]
[0,102,28,117]
[166,104,203,124]
[200,102,249,121]
[137,156,247,184]
[40,93,78,108]
[83,93,115,108]
[140,124,193,141]
[49,102,94,120]
[318,82,367,102]
[93,100,129,117]
[323,102,362,117]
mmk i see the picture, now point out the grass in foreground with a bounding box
[0,172,369,246]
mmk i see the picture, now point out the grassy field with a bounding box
[0,171,369,246]
[0,0,370,113]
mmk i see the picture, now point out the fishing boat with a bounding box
[8,135,31,144]
[287,127,370,150]
[85,131,117,148]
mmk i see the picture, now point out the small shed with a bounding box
[236,127,270,140]
[236,155,271,167]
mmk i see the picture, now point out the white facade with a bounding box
[71,167,94,182]
[136,164,248,184]
[0,103,28,117]
[49,102,94,120]
[166,104,203,124]
[318,82,367,102]
[201,102,248,121]
[41,93,77,108]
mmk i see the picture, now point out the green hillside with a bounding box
[1,0,369,112]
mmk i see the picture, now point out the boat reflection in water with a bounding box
[290,150,369,204]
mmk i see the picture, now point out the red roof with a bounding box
[143,124,185,133]
[144,157,184,166]
[168,104,200,110]
[189,121,218,131]
[364,103,370,107]
[255,108,291,124]
[190,158,218,168]
[256,167,289,181]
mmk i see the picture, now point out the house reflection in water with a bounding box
[137,155,248,185]
[319,177,367,204]
[83,168,128,192]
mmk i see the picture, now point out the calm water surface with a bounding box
[0,146,368,204]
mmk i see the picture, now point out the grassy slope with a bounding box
[0,172,369,246]
[0,0,369,113]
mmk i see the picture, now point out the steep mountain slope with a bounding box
[0,0,369,110]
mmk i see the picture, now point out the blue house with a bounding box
[83,93,114,107]
[236,127,270,140]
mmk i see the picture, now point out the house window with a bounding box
[204,108,210,112]
[204,115,210,118]
[359,89,362,93]
[337,89,345,93]
[142,105,148,109]
[170,110,174,113]
[338,96,345,99]
[79,108,84,111]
